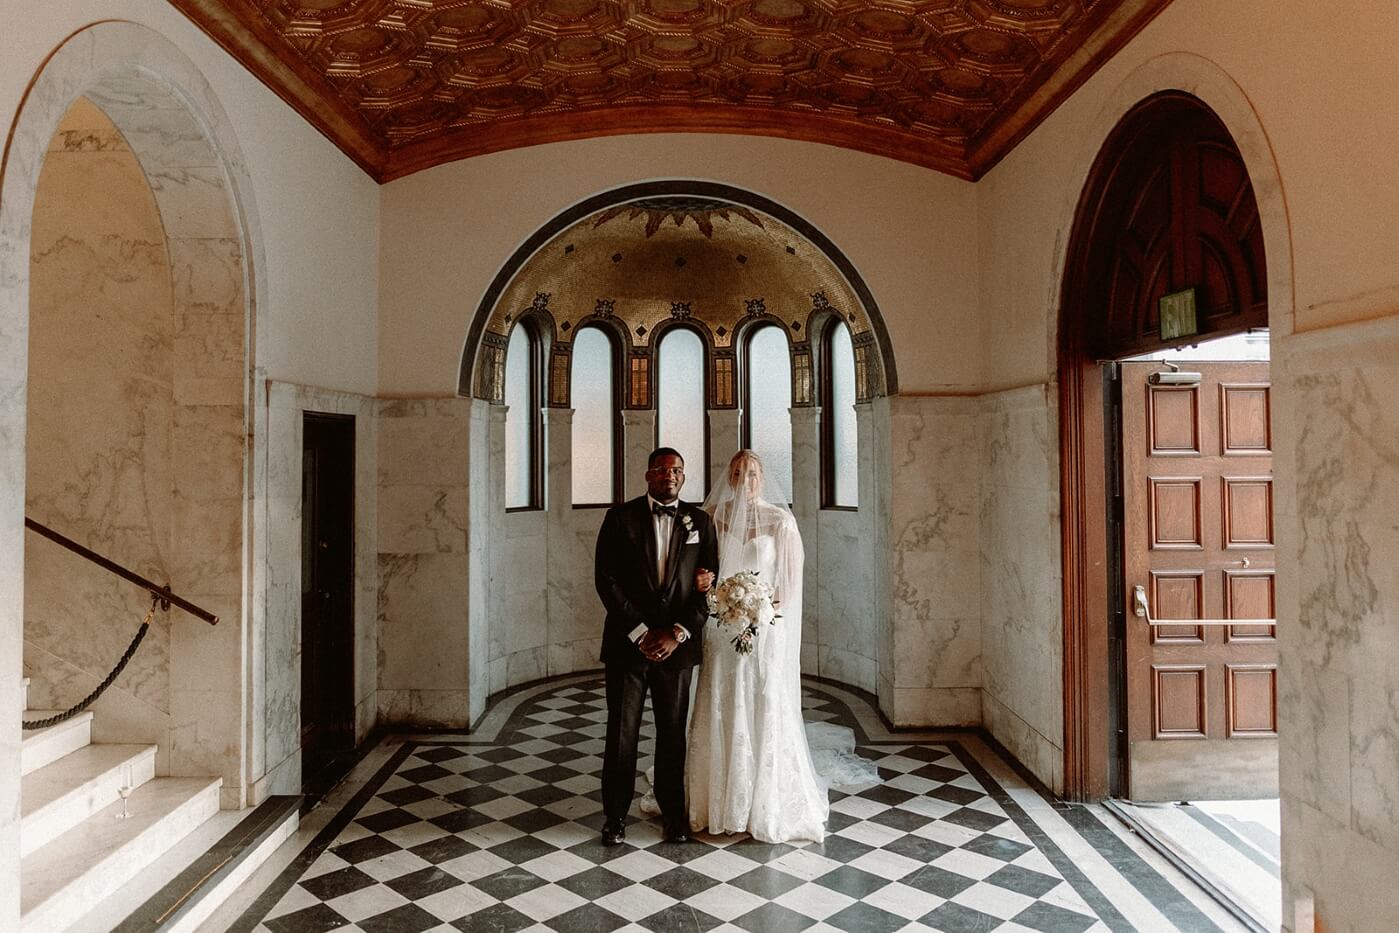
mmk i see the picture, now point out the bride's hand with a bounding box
[695,568,714,593]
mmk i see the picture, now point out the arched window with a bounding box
[656,327,707,500]
[571,326,620,505]
[823,321,858,508]
[504,322,542,510]
[743,324,793,499]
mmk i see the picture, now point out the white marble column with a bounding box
[486,405,509,695]
[872,398,895,718]
[790,406,821,671]
[621,410,657,499]
[466,399,493,718]
[545,409,573,517]
[707,409,743,492]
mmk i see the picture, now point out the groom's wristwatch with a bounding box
[672,625,689,644]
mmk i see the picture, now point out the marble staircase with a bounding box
[19,682,222,931]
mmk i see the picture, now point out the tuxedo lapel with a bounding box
[661,505,689,591]
[635,498,661,589]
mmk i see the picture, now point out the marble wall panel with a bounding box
[378,552,471,692]
[377,398,472,727]
[978,385,1063,791]
[893,687,981,727]
[790,408,821,652]
[883,396,983,727]
[1279,319,1399,919]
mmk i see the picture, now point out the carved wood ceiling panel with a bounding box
[169,0,1172,181]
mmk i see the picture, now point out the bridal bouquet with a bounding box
[706,570,779,655]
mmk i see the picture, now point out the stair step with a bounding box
[22,777,222,933]
[21,712,93,776]
[22,743,157,856]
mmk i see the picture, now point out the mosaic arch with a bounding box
[459,181,896,412]
[0,21,264,804]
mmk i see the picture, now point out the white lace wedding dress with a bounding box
[686,512,878,843]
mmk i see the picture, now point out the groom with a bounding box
[594,447,717,845]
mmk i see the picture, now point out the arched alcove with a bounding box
[0,22,264,810]
[455,182,897,707]
[457,181,897,404]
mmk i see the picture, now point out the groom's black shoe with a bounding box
[601,818,626,847]
[663,822,691,844]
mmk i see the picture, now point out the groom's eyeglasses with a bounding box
[650,467,684,476]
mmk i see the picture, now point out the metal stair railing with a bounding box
[21,517,219,730]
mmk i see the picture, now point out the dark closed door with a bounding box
[1121,361,1277,801]
[302,413,356,787]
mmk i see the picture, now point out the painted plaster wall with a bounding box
[24,99,176,764]
[376,134,978,398]
[975,0,1399,925]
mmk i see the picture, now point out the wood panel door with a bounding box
[301,412,356,790]
[1121,361,1277,801]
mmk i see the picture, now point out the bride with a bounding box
[686,450,876,844]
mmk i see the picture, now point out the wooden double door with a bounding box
[1120,360,1277,801]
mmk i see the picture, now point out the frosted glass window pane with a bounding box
[504,324,533,508]
[830,323,858,507]
[657,329,706,500]
[746,325,792,500]
[571,327,615,503]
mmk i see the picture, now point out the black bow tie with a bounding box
[651,503,677,518]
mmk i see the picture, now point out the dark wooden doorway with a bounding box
[1059,92,1269,800]
[301,412,356,790]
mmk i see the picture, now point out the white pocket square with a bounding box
[685,531,700,544]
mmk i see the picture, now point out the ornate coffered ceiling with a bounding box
[169,0,1171,182]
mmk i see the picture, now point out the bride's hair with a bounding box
[726,449,763,490]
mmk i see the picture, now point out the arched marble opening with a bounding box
[457,181,897,401]
[0,22,265,810]
[1052,53,1295,800]
[454,182,897,713]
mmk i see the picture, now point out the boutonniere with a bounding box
[681,513,694,534]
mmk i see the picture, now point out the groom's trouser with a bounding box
[603,662,692,825]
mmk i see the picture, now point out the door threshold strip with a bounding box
[1103,799,1270,933]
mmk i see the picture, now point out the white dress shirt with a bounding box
[630,495,689,646]
[647,494,676,581]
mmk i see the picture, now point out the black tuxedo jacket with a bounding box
[595,495,718,669]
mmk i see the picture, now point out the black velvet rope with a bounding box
[21,599,156,731]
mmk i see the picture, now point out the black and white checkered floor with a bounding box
[213,676,1248,933]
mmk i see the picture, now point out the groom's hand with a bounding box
[638,629,679,662]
